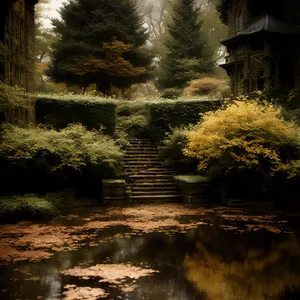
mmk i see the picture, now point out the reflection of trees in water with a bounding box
[184,227,300,300]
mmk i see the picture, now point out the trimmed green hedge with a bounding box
[36,95,117,135]
[148,99,221,142]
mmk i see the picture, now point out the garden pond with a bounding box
[1,203,300,300]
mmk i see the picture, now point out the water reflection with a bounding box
[1,207,300,300]
[185,226,300,300]
[42,274,61,300]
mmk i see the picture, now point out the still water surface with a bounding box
[0,204,300,300]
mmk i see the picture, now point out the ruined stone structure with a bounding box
[218,0,300,96]
[1,0,37,92]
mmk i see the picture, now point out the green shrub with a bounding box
[161,88,183,99]
[117,101,150,138]
[184,100,300,180]
[161,127,197,172]
[148,99,221,142]
[0,123,122,171]
[0,82,35,125]
[0,124,123,193]
[36,94,117,135]
[0,194,58,220]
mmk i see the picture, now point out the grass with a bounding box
[0,194,59,221]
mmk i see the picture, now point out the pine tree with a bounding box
[47,0,153,94]
[157,0,215,89]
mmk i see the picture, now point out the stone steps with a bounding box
[130,174,174,179]
[123,157,162,161]
[123,138,182,203]
[132,186,178,191]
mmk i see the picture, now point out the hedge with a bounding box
[148,99,221,142]
[36,95,117,135]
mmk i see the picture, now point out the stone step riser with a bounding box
[127,142,153,145]
[133,181,175,185]
[125,165,163,169]
[126,160,163,166]
[132,183,176,187]
[127,148,157,151]
[130,174,174,178]
[125,151,159,154]
[127,144,156,146]
[124,138,182,203]
[127,171,173,175]
[124,153,162,159]
[124,158,162,162]
[131,191,180,196]
[124,153,160,156]
[132,188,178,192]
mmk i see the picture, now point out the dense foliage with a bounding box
[36,94,117,134]
[117,102,150,138]
[184,101,300,179]
[47,0,153,94]
[0,123,123,171]
[157,0,214,89]
[0,124,123,193]
[0,82,33,108]
[148,99,221,141]
[162,127,198,172]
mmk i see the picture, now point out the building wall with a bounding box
[220,0,300,96]
[0,0,37,126]
[4,0,36,92]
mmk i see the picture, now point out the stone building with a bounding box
[218,0,300,96]
[1,0,37,92]
[0,0,37,125]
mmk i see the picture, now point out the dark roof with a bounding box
[242,15,297,35]
[221,14,298,45]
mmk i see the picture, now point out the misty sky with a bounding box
[39,0,66,27]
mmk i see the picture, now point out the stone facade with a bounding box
[218,0,300,96]
[1,0,37,92]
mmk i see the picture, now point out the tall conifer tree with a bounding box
[47,0,153,94]
[157,0,214,89]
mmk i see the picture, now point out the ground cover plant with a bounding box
[0,194,59,221]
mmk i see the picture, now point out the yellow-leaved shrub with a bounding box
[184,101,300,178]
